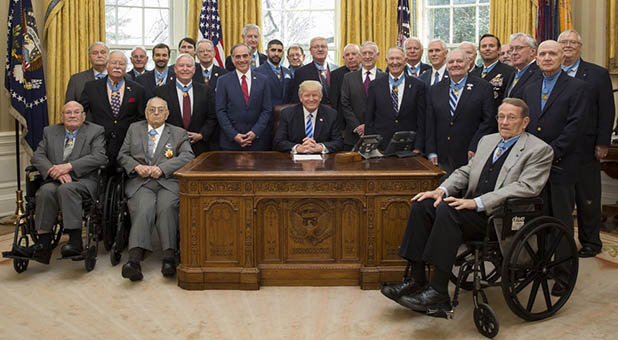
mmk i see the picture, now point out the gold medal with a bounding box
[542,94,548,101]
[454,89,460,96]
[276,73,281,79]
[481,73,487,78]
[67,138,73,146]
[151,135,156,142]
[165,148,174,159]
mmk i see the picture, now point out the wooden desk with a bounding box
[175,152,444,290]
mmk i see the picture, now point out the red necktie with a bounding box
[241,75,249,105]
[364,71,371,96]
[182,91,191,129]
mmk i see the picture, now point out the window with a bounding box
[419,0,490,47]
[105,0,185,70]
[261,0,338,66]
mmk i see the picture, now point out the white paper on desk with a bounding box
[293,154,323,161]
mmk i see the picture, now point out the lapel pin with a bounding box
[214,73,218,77]
[319,118,323,122]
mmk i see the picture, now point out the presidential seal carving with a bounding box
[289,202,332,246]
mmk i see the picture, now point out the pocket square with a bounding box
[128,97,136,103]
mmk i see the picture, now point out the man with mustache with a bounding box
[255,39,293,109]
[136,43,176,100]
[65,42,109,103]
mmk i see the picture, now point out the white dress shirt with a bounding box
[235,69,252,94]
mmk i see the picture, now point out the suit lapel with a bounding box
[98,79,114,118]
[53,126,65,164]
[295,105,306,139]
[167,83,183,123]
[495,133,528,189]
[467,134,501,196]
[248,74,259,107]
[69,125,87,161]
[142,122,150,160]
[574,60,588,81]
[153,125,171,164]
[542,73,568,114]
[314,108,325,139]
[453,78,472,119]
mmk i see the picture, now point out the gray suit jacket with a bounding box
[31,121,108,197]
[442,132,553,215]
[65,68,96,103]
[339,69,386,146]
[117,121,194,198]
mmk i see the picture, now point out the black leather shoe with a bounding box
[578,246,601,258]
[381,278,426,301]
[122,261,143,281]
[397,286,451,312]
[161,258,176,277]
[32,248,52,265]
[551,280,569,297]
[60,243,83,258]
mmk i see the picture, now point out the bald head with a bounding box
[537,40,564,75]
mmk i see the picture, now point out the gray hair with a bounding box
[146,96,169,111]
[62,100,84,113]
[242,24,261,37]
[175,53,195,64]
[310,36,327,47]
[428,39,447,51]
[500,98,529,118]
[360,41,379,53]
[447,48,470,63]
[298,80,323,97]
[387,46,405,57]
[509,32,537,49]
[343,43,361,54]
[557,29,583,44]
[88,41,108,53]
[230,43,251,56]
[109,50,128,63]
[404,37,423,49]
[197,39,215,50]
[130,46,147,56]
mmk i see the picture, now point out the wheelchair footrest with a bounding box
[2,251,32,261]
[57,254,85,261]
[427,307,455,320]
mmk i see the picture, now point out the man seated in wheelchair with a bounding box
[23,101,108,264]
[382,98,554,313]
[117,97,194,281]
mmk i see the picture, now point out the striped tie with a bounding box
[305,113,314,138]
[449,89,458,116]
[391,79,399,114]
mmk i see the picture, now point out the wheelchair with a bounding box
[2,165,107,272]
[399,197,579,339]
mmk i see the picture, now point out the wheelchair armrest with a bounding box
[490,196,544,240]
[492,197,543,217]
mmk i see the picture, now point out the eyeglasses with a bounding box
[509,45,529,53]
[311,45,328,50]
[496,114,521,122]
[147,107,167,113]
[63,110,83,116]
[558,40,581,46]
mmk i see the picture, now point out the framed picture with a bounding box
[608,0,618,73]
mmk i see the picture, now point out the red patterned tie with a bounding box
[241,75,249,105]
[182,92,191,129]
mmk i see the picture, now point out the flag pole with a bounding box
[14,119,24,220]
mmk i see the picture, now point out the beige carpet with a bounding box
[1,232,618,340]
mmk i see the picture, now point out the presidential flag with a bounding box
[199,0,225,68]
[397,0,411,47]
[5,0,48,153]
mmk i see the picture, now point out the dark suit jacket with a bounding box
[418,67,449,87]
[80,77,146,164]
[192,63,227,89]
[365,74,427,151]
[505,61,542,98]
[470,61,515,107]
[154,81,217,156]
[573,59,616,161]
[215,71,273,151]
[254,63,293,107]
[289,62,338,104]
[522,71,588,183]
[136,68,176,100]
[127,69,147,81]
[273,104,343,153]
[340,69,387,146]
[225,52,267,72]
[426,75,497,170]
[329,66,356,111]
[65,68,96,103]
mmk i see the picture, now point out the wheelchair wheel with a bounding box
[451,245,502,291]
[501,216,578,321]
[50,222,63,249]
[13,258,29,273]
[85,247,97,272]
[474,303,499,338]
[102,176,118,251]
[83,215,98,272]
[110,243,122,266]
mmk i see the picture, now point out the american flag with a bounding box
[397,0,411,47]
[199,0,225,67]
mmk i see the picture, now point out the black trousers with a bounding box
[575,160,603,251]
[543,181,576,278]
[398,198,488,274]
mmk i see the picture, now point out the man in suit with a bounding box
[504,33,541,98]
[216,43,273,151]
[193,39,227,88]
[459,41,478,73]
[255,39,293,108]
[128,47,148,81]
[273,80,343,153]
[418,39,449,86]
[500,43,512,66]
[65,42,109,103]
[117,97,194,281]
[155,54,217,156]
[287,45,305,76]
[23,101,107,264]
[225,24,267,71]
[559,30,615,258]
[404,37,431,78]
[521,41,588,294]
[425,49,497,176]
[136,43,176,100]
[471,34,515,108]
[329,43,361,112]
[365,46,426,151]
[80,51,146,170]
[178,37,196,57]
[558,30,615,257]
[382,98,553,314]
[289,37,338,104]
[340,41,386,150]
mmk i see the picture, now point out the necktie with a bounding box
[449,81,464,116]
[251,54,257,68]
[108,78,123,118]
[363,71,371,96]
[147,129,158,165]
[183,92,191,129]
[541,79,550,111]
[492,142,506,163]
[63,131,77,161]
[202,69,210,84]
[390,76,404,114]
[155,69,167,86]
[305,113,314,138]
[241,75,249,105]
[433,71,440,86]
[316,63,330,95]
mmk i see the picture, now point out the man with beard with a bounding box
[255,39,293,108]
[137,43,176,100]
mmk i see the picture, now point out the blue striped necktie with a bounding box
[305,113,314,138]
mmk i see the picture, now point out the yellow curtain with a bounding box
[44,0,105,124]
[339,0,399,71]
[490,0,538,44]
[558,0,573,32]
[188,0,262,56]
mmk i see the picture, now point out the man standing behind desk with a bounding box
[290,37,338,104]
[404,37,431,78]
[418,39,449,87]
[216,43,273,151]
[193,39,227,88]
[340,41,385,150]
[329,43,361,111]
[225,24,267,71]
[470,34,514,108]
[273,80,343,153]
[65,42,108,103]
[504,33,541,98]
[255,39,293,108]
[155,54,217,156]
[136,43,176,100]
[287,45,306,77]
[558,30,616,258]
